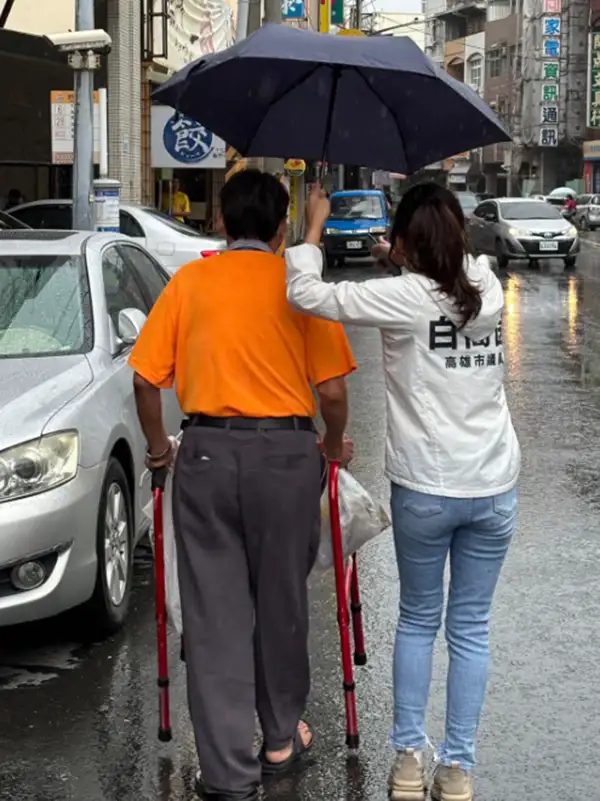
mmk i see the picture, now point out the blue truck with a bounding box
[322,189,391,269]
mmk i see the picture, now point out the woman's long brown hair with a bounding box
[391,183,482,329]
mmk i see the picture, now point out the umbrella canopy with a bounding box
[548,186,576,197]
[153,24,510,175]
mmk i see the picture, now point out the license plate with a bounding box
[346,240,362,250]
[539,240,559,251]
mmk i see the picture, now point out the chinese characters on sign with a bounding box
[151,106,226,169]
[539,0,561,146]
[50,90,101,164]
[429,317,505,369]
[281,0,305,18]
[330,0,344,25]
[589,32,600,128]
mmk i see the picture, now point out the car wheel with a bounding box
[494,240,509,270]
[84,458,134,636]
[564,256,577,270]
[325,253,336,271]
[335,257,345,268]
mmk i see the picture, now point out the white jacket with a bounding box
[286,244,520,498]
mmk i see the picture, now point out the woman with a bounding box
[286,183,520,801]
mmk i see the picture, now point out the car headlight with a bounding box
[369,226,388,234]
[567,225,578,237]
[0,431,79,503]
[508,227,530,237]
[324,227,339,235]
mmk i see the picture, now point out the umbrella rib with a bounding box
[349,67,408,171]
[244,63,323,155]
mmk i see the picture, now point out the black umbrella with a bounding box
[153,24,510,174]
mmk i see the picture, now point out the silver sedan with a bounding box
[469,198,579,270]
[0,230,182,632]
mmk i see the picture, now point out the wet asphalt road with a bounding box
[3,244,600,801]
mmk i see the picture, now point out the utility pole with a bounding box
[73,0,95,230]
[355,0,362,31]
[263,0,283,175]
[320,0,330,33]
[236,0,250,39]
[263,0,282,24]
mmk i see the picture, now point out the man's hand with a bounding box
[305,184,330,246]
[145,436,175,471]
[322,433,354,468]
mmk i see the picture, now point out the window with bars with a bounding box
[468,57,483,91]
[487,46,507,78]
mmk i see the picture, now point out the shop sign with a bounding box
[582,140,600,159]
[151,106,226,169]
[284,158,306,176]
[282,0,305,19]
[589,32,600,128]
[331,0,343,25]
[50,90,101,165]
[539,0,562,146]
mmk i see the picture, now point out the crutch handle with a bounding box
[151,465,169,491]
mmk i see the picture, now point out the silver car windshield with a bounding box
[502,202,562,220]
[0,255,92,358]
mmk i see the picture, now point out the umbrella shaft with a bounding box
[320,67,341,182]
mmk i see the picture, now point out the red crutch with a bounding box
[328,461,367,750]
[152,466,172,742]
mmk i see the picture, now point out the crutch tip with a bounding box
[158,727,173,742]
[354,652,367,666]
[346,733,359,750]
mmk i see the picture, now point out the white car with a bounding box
[8,199,226,274]
[0,228,182,631]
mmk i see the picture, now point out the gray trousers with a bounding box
[172,426,321,796]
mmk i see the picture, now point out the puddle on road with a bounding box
[0,544,154,691]
[0,644,82,689]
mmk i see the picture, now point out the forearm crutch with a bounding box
[152,466,172,742]
[328,462,367,750]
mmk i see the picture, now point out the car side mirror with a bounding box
[118,308,147,345]
[485,213,497,222]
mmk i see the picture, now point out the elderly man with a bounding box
[129,169,356,801]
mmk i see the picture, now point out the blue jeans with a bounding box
[390,484,517,771]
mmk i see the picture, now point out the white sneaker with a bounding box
[388,748,426,801]
[430,761,473,801]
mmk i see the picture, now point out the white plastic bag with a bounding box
[316,469,390,571]
[142,438,182,635]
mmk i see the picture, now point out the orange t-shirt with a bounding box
[128,250,356,416]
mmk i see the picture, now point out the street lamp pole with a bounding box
[73,0,95,230]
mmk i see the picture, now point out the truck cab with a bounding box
[322,189,391,268]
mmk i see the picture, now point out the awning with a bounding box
[449,163,470,177]
[448,162,474,183]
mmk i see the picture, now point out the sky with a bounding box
[374,0,422,13]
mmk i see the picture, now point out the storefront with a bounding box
[582,140,600,193]
[150,103,227,232]
[446,155,483,193]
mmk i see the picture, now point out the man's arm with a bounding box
[316,376,350,463]
[133,374,173,466]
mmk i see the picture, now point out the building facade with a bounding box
[422,0,589,193]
